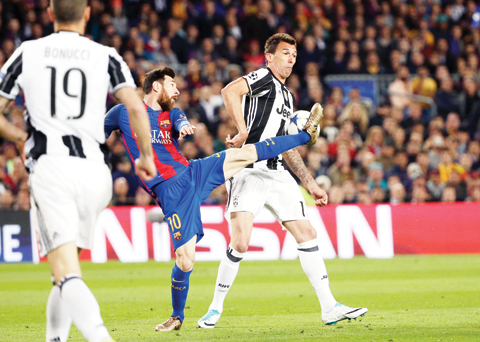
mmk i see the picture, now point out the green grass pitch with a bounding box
[1,255,479,341]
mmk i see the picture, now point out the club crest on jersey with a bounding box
[174,232,182,240]
[159,120,171,128]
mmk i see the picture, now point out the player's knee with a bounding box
[240,144,258,163]
[295,226,317,243]
[176,255,195,272]
[230,240,249,254]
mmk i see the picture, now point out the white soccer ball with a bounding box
[287,110,311,135]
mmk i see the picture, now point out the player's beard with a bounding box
[157,88,174,111]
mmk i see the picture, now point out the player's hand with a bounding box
[309,185,328,207]
[226,131,248,148]
[135,155,157,181]
[179,124,196,140]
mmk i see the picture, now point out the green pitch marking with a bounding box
[1,255,479,341]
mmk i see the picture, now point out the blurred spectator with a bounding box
[326,87,345,118]
[377,139,396,173]
[441,186,457,202]
[389,183,406,204]
[0,189,14,210]
[365,126,384,156]
[401,103,427,136]
[325,41,347,74]
[410,66,437,110]
[134,187,153,206]
[388,65,412,111]
[327,149,359,186]
[426,169,444,201]
[411,183,429,203]
[434,78,460,120]
[154,36,180,69]
[438,148,467,184]
[460,79,480,137]
[243,39,265,69]
[112,177,133,206]
[298,81,323,111]
[338,102,369,137]
[342,180,357,204]
[328,185,345,204]
[297,35,323,77]
[389,150,409,185]
[367,162,388,191]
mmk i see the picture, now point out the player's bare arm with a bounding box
[0,96,28,151]
[179,124,196,139]
[115,86,156,180]
[222,77,250,148]
[282,148,328,207]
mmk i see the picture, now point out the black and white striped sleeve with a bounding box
[0,45,24,100]
[107,48,136,93]
[242,68,272,96]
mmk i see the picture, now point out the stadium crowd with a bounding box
[1,0,480,211]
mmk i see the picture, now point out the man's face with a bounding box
[157,76,179,111]
[267,41,297,80]
[399,66,409,81]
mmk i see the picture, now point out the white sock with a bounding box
[209,246,245,312]
[297,240,337,312]
[59,274,111,342]
[46,282,72,342]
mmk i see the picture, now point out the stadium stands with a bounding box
[1,0,480,209]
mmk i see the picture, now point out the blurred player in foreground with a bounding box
[104,67,323,331]
[0,1,155,341]
[198,33,367,329]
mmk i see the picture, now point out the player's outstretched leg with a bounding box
[197,246,245,329]
[223,104,324,181]
[253,103,323,161]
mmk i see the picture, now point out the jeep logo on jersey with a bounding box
[150,130,172,144]
[159,120,171,128]
[276,104,291,118]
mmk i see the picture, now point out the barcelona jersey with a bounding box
[105,104,191,196]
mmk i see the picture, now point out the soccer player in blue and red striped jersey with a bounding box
[104,67,325,332]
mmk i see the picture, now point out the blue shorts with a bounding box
[153,152,226,250]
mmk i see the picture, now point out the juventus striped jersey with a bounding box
[242,67,295,170]
[0,31,136,169]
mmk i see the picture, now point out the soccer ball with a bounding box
[287,110,311,135]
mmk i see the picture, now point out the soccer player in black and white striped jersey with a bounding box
[198,33,367,328]
[0,1,155,341]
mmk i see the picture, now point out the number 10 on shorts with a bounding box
[167,214,182,232]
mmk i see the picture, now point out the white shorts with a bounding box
[29,155,112,257]
[225,168,308,225]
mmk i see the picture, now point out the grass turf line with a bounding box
[1,255,479,341]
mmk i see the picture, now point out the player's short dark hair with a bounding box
[264,33,296,55]
[50,0,87,23]
[142,67,176,94]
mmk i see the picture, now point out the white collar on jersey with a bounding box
[57,30,80,35]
